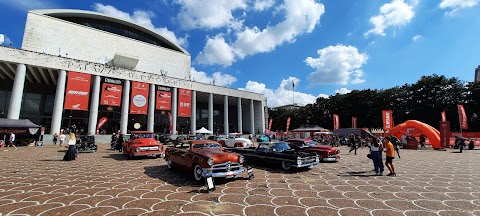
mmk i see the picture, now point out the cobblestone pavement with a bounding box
[1,144,479,216]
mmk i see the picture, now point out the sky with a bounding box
[0,0,479,107]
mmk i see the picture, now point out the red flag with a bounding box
[96,117,108,131]
[333,114,340,130]
[352,117,357,129]
[168,112,173,132]
[64,72,91,111]
[286,117,291,133]
[458,105,468,129]
[268,119,273,132]
[382,110,393,130]
[441,111,446,122]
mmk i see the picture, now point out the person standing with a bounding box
[419,134,426,149]
[384,137,396,176]
[348,134,357,155]
[53,133,58,145]
[63,133,76,161]
[8,132,17,151]
[116,134,125,152]
[370,137,384,176]
[59,133,66,146]
[390,135,401,158]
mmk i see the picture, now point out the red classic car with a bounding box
[165,140,250,181]
[286,139,340,162]
[123,131,164,159]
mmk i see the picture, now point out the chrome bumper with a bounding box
[323,156,339,162]
[293,161,320,168]
[202,167,246,178]
[134,152,164,158]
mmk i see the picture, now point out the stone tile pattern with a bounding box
[1,144,479,216]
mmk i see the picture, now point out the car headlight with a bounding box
[297,157,302,165]
[207,158,214,166]
[136,147,141,152]
[239,155,244,164]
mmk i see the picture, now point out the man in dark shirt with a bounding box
[390,135,401,158]
[348,134,357,155]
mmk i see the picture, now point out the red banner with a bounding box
[333,114,340,130]
[352,117,357,129]
[100,83,122,106]
[441,111,446,122]
[268,119,273,132]
[97,117,108,130]
[286,117,291,133]
[64,71,91,110]
[382,110,393,130]
[439,121,451,149]
[178,89,192,117]
[130,81,149,114]
[156,91,172,110]
[458,105,468,129]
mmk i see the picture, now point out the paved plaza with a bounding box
[0,144,479,216]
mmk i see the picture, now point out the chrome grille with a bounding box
[211,162,242,173]
[301,156,317,164]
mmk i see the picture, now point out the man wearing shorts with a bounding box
[383,137,396,176]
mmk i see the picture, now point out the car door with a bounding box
[255,144,271,164]
[176,142,190,168]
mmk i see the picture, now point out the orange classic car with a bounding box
[165,140,251,181]
[123,131,164,159]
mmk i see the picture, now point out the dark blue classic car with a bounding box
[227,142,320,171]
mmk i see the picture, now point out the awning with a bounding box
[0,118,40,128]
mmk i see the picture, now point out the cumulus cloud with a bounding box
[190,67,237,86]
[253,0,275,11]
[335,88,352,94]
[196,35,236,66]
[93,3,189,47]
[305,45,368,86]
[440,0,479,15]
[195,0,325,66]
[174,0,247,30]
[240,77,318,107]
[412,35,422,41]
[0,0,58,11]
[365,0,416,37]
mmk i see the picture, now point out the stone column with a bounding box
[190,90,196,133]
[7,64,26,119]
[50,70,66,134]
[208,93,214,132]
[87,75,100,135]
[147,83,155,131]
[224,95,229,134]
[250,99,255,134]
[171,87,178,135]
[120,80,130,134]
[237,97,242,134]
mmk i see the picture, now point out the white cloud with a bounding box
[253,0,275,11]
[412,34,422,41]
[174,0,247,30]
[365,0,416,37]
[196,35,236,66]
[305,45,368,86]
[190,67,237,86]
[195,0,325,66]
[0,0,58,11]
[317,94,329,98]
[93,3,189,47]
[240,77,318,107]
[335,88,352,94]
[440,0,479,15]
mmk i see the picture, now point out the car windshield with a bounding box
[274,142,291,151]
[131,133,154,139]
[193,143,222,149]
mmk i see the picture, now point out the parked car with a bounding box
[165,140,251,181]
[256,134,270,142]
[286,139,340,162]
[207,135,227,141]
[75,135,97,153]
[187,134,206,140]
[123,131,165,159]
[228,142,320,171]
[157,134,172,144]
[218,133,254,148]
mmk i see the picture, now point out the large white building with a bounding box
[0,9,266,136]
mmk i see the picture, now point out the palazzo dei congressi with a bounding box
[0,9,267,136]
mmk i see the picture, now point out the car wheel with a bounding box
[281,161,292,171]
[193,164,203,181]
[166,158,173,169]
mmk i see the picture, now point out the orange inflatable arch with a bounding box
[387,120,441,149]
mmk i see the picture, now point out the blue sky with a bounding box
[1,0,479,107]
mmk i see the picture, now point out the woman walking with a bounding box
[370,137,384,176]
[63,133,77,161]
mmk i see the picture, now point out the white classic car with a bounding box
[217,133,254,148]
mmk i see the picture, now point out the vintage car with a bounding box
[228,142,320,171]
[286,139,340,162]
[165,140,250,181]
[218,133,254,148]
[75,135,97,153]
[123,131,165,159]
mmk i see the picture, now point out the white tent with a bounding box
[194,127,213,134]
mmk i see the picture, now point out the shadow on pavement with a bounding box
[337,171,376,177]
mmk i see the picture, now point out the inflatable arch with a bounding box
[387,120,441,149]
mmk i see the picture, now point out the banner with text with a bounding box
[352,117,357,129]
[382,110,393,130]
[457,105,468,129]
[441,111,446,122]
[100,78,123,106]
[333,114,340,130]
[439,121,451,148]
[64,71,91,111]
[156,91,172,110]
[130,81,149,114]
[178,89,192,117]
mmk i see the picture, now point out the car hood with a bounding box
[128,138,160,146]
[280,149,317,157]
[194,148,240,164]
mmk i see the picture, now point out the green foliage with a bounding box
[268,75,480,132]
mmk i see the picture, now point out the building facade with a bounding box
[0,9,266,136]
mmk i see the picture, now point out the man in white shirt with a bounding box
[59,133,66,146]
[9,132,17,150]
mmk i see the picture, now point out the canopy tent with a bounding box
[0,118,40,128]
[194,127,213,134]
[291,125,330,132]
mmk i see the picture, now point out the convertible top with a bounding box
[0,118,40,128]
